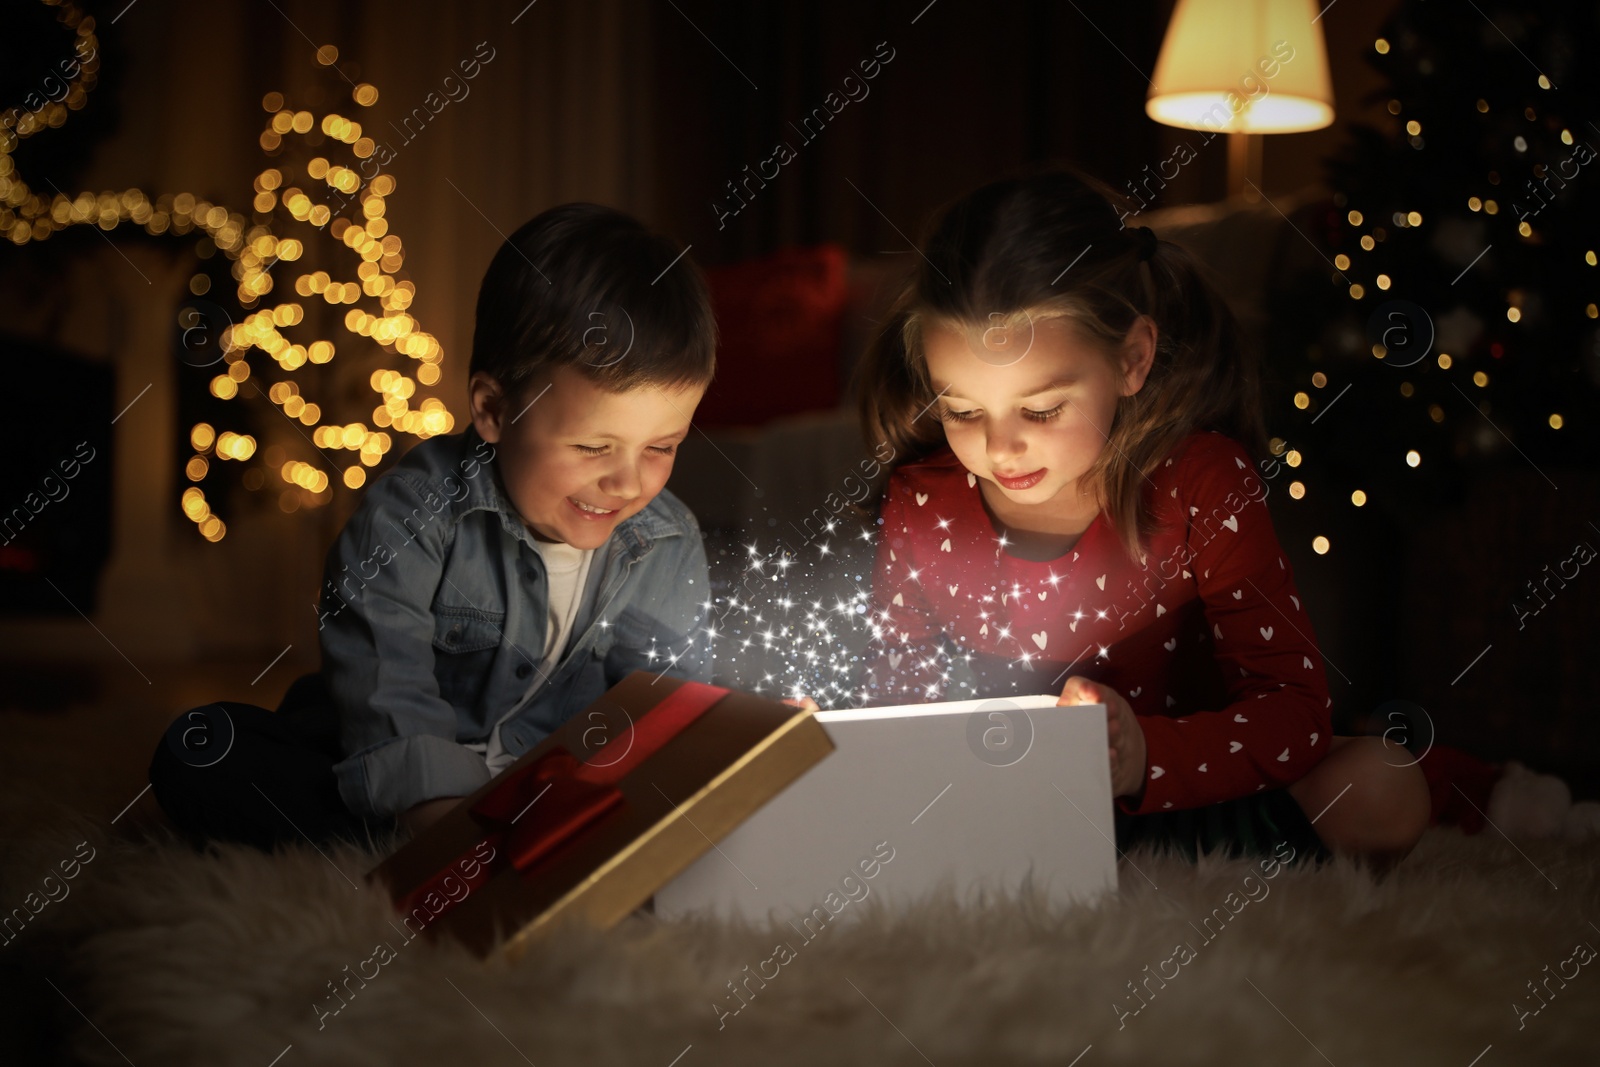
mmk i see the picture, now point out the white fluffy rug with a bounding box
[4,797,1598,1066]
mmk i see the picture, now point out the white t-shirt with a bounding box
[467,537,595,775]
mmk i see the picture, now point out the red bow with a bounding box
[469,749,624,873]
[391,680,729,926]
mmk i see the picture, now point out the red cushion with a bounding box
[696,244,849,428]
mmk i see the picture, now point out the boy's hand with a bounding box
[781,695,821,712]
[1058,676,1147,800]
[399,796,460,837]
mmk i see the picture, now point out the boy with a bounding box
[149,203,718,848]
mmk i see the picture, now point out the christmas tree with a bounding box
[1268,0,1598,513]
[1,1,452,544]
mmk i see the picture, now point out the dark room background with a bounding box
[3,0,1595,793]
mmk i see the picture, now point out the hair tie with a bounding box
[1132,225,1158,262]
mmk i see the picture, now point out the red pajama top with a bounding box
[859,431,1332,816]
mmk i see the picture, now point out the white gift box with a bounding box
[654,694,1117,924]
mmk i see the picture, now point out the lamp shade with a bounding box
[1146,0,1335,134]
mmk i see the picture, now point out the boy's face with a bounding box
[470,365,705,550]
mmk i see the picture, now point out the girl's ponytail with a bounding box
[1088,230,1269,558]
[1135,235,1267,459]
[854,289,948,468]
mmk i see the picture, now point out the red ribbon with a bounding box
[392,680,730,925]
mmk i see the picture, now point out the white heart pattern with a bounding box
[1190,506,1199,516]
[888,652,902,669]
[1260,626,1274,640]
[948,585,959,596]
[892,593,904,606]
[1072,551,1079,561]
[1276,748,1290,762]
[1129,687,1143,698]
[1198,763,1208,772]
[1310,732,1319,745]
[1229,741,1243,753]
[1096,574,1106,590]
[1290,594,1300,610]
[1156,604,1166,616]
[1182,570,1191,579]
[967,472,977,487]
[915,492,929,506]
[980,623,988,636]
[1149,766,1165,779]
[1234,713,1248,723]
[1213,623,1223,640]
[1302,656,1314,669]
[1235,456,1246,469]
[1170,487,1177,497]
[890,549,896,561]
[899,631,908,642]
[1232,589,1242,600]
[1166,695,1177,707]
[1069,620,1078,631]
[1163,638,1177,650]
[940,539,952,552]
[1222,515,1239,532]
[1031,631,1048,650]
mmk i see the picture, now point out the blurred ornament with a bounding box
[1435,305,1485,356]
[1429,215,1489,268]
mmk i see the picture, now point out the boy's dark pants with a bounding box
[148,671,395,852]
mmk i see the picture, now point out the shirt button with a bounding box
[516,663,533,679]
[446,629,460,645]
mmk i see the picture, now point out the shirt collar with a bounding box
[455,423,688,553]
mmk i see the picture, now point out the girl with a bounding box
[853,170,1430,867]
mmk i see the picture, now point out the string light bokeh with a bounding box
[1,1,452,543]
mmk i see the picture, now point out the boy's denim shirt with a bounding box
[317,423,713,819]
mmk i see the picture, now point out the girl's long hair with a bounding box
[855,167,1268,561]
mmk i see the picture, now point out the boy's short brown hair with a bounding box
[468,203,717,398]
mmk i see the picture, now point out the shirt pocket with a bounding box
[608,602,668,653]
[431,606,505,714]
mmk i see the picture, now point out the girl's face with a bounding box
[922,314,1155,519]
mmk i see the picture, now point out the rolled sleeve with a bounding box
[319,469,478,818]
[604,521,715,685]
[334,736,491,819]
[671,531,716,683]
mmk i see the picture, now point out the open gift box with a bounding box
[655,694,1118,923]
[367,672,834,959]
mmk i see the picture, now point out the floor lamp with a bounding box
[1145,0,1337,200]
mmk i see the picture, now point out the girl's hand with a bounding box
[1058,676,1147,800]
[781,695,821,712]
